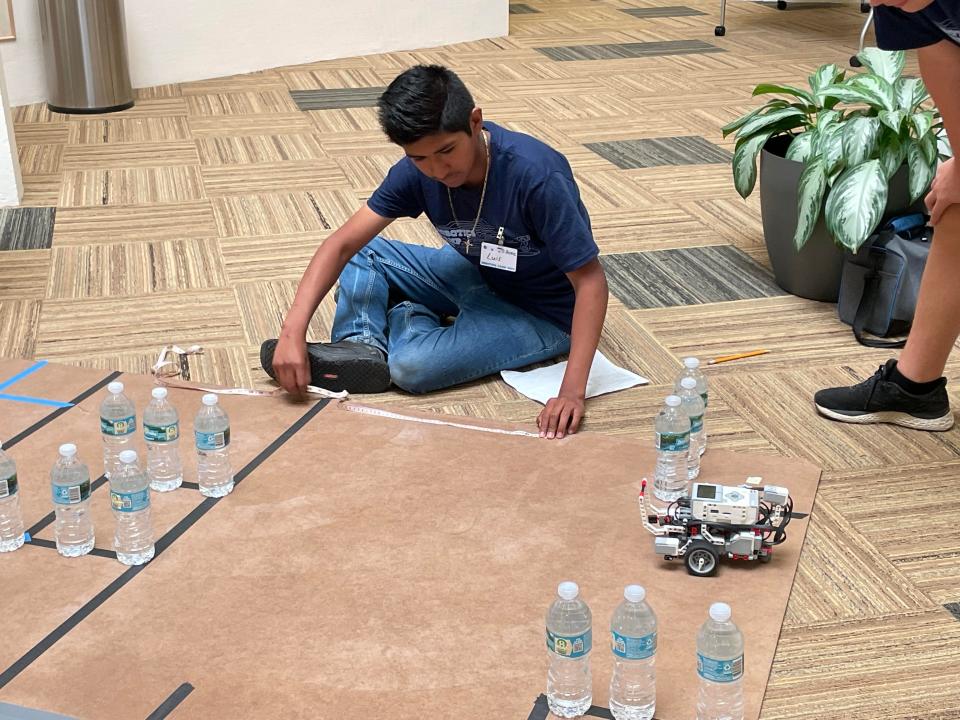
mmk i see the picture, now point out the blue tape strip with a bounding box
[0,361,48,392]
[0,394,73,408]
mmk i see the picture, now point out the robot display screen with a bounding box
[696,484,718,500]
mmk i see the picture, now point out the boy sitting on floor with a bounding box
[261,65,608,439]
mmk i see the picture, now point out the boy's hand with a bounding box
[272,332,311,398]
[538,393,585,439]
[927,157,959,226]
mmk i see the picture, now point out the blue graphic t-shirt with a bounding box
[874,1,960,50]
[366,122,599,333]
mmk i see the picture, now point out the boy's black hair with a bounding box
[377,65,475,145]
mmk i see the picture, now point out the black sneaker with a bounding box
[260,339,391,394]
[814,359,954,431]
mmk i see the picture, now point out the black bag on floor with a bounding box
[837,213,933,348]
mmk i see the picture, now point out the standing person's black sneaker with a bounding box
[260,340,391,394]
[814,359,954,431]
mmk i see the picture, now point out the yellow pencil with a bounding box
[707,349,769,365]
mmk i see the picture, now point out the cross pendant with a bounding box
[463,233,474,254]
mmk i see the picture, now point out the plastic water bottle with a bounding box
[609,585,657,720]
[696,602,744,720]
[653,395,690,503]
[100,381,136,479]
[546,581,593,718]
[51,443,95,557]
[144,387,183,492]
[678,377,706,481]
[110,450,155,566]
[195,394,233,498]
[676,358,708,456]
[0,442,25,553]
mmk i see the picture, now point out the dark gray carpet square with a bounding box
[599,246,784,309]
[0,207,56,251]
[510,3,540,13]
[534,40,724,61]
[290,87,386,111]
[586,136,731,169]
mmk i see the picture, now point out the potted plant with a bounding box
[723,48,948,302]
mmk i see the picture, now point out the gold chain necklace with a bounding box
[446,129,489,254]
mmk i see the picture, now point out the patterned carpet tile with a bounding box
[11,122,72,145]
[0,300,40,358]
[15,144,64,175]
[234,279,333,346]
[61,141,200,170]
[19,174,62,207]
[52,201,218,245]
[210,190,360,238]
[289,87,386,111]
[535,40,725,61]
[194,134,329,165]
[184,91,300,116]
[0,250,51,301]
[622,5,707,17]
[509,4,540,14]
[218,231,328,283]
[69,117,193,144]
[200,160,349,196]
[308,107,384,133]
[586,136,732,169]
[280,68,388,92]
[0,207,56,251]
[186,113,314,137]
[59,166,205,207]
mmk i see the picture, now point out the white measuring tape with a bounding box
[343,403,540,438]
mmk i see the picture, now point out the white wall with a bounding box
[0,0,508,108]
[0,51,23,207]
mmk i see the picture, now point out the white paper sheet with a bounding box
[500,351,649,405]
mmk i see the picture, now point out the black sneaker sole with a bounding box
[260,340,391,394]
[815,403,955,431]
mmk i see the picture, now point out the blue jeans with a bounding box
[331,237,571,394]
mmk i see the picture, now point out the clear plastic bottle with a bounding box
[100,381,137,479]
[653,395,690,503]
[609,585,657,720]
[195,394,233,498]
[144,387,183,492]
[676,358,708,457]
[696,602,744,720]
[678,377,706,482]
[546,581,593,718]
[0,441,25,553]
[51,443,95,557]
[110,450,155,566]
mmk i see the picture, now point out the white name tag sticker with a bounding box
[480,242,518,272]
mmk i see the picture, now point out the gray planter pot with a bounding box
[759,135,917,303]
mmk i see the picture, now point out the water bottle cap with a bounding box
[709,602,732,622]
[118,450,138,464]
[683,357,701,369]
[202,393,219,406]
[624,585,645,603]
[680,377,697,390]
[59,443,77,458]
[665,395,682,408]
[557,581,579,600]
[152,387,168,400]
[107,381,124,395]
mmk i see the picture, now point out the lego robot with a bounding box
[638,479,795,577]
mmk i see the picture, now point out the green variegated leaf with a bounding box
[910,110,935,140]
[845,75,896,112]
[821,84,870,106]
[809,63,844,98]
[895,77,928,111]
[818,123,845,175]
[785,131,817,163]
[842,116,881,167]
[855,48,906,85]
[906,139,935,204]
[920,132,937,165]
[721,101,790,138]
[938,131,953,159]
[732,132,773,199]
[737,107,806,139]
[752,83,815,106]
[817,109,842,129]
[824,160,888,251]
[879,109,905,135]
[794,160,827,251]
[878,131,905,180]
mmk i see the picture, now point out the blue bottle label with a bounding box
[612,630,657,660]
[546,628,592,658]
[110,488,150,512]
[690,414,704,433]
[656,431,689,452]
[697,653,743,683]
[196,427,230,451]
[52,479,91,505]
[0,473,18,498]
[145,421,179,442]
[101,415,136,436]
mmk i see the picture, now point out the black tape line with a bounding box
[0,398,329,691]
[145,682,194,720]
[180,481,200,490]
[3,371,122,450]
[26,537,116,560]
[26,475,108,539]
[526,694,617,719]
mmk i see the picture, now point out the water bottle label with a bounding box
[656,431,689,452]
[196,428,230,451]
[101,415,136,436]
[697,653,743,683]
[546,629,592,658]
[0,473,18,498]
[690,415,704,433]
[611,630,656,660]
[110,488,150,512]
[145,421,180,442]
[701,391,708,408]
[52,479,91,505]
